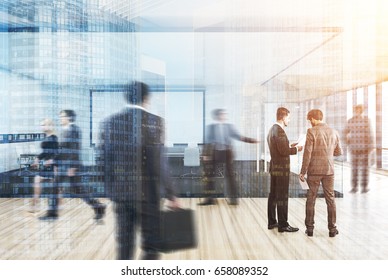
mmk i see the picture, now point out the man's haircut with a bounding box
[124,81,150,105]
[212,108,226,120]
[61,109,76,122]
[354,104,364,114]
[307,109,323,121]
[276,107,290,120]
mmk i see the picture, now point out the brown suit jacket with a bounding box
[343,115,374,153]
[300,123,342,176]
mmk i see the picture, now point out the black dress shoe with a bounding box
[305,230,313,237]
[39,212,58,221]
[227,199,239,205]
[198,199,216,206]
[329,229,339,237]
[278,225,299,233]
[94,203,106,220]
[141,251,161,260]
[268,223,278,230]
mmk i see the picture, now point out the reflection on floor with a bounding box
[0,168,387,260]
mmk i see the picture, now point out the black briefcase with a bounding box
[157,208,198,253]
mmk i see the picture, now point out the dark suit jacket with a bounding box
[98,107,172,202]
[57,123,82,170]
[267,124,297,174]
[38,134,58,177]
[38,135,59,162]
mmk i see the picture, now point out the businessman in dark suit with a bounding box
[97,81,178,260]
[198,108,258,206]
[267,107,302,233]
[39,109,106,220]
[299,109,342,237]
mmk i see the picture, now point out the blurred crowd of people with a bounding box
[28,81,374,259]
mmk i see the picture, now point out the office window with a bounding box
[368,84,377,143]
[346,90,353,120]
[356,87,364,104]
[1,2,136,174]
[382,82,388,169]
[148,91,204,147]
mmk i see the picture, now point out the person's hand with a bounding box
[166,197,181,210]
[202,155,212,161]
[44,159,54,166]
[31,158,39,169]
[68,168,77,177]
[299,174,306,182]
[297,145,303,152]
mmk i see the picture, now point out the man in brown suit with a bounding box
[299,109,342,238]
[343,104,374,193]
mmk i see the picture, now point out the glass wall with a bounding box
[301,82,388,169]
[1,0,387,199]
[382,82,388,169]
[2,7,136,125]
[0,1,137,196]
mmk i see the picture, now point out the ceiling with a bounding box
[2,1,388,102]
[101,0,388,101]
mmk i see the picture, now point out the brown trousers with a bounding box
[305,175,337,233]
[350,151,370,191]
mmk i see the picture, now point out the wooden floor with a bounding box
[1,170,388,260]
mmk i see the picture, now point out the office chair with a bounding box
[180,147,201,179]
[17,154,37,176]
[214,162,225,178]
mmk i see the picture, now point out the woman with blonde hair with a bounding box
[30,118,58,212]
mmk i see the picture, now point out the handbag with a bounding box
[157,208,198,253]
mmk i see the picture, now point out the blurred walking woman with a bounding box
[30,118,58,212]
